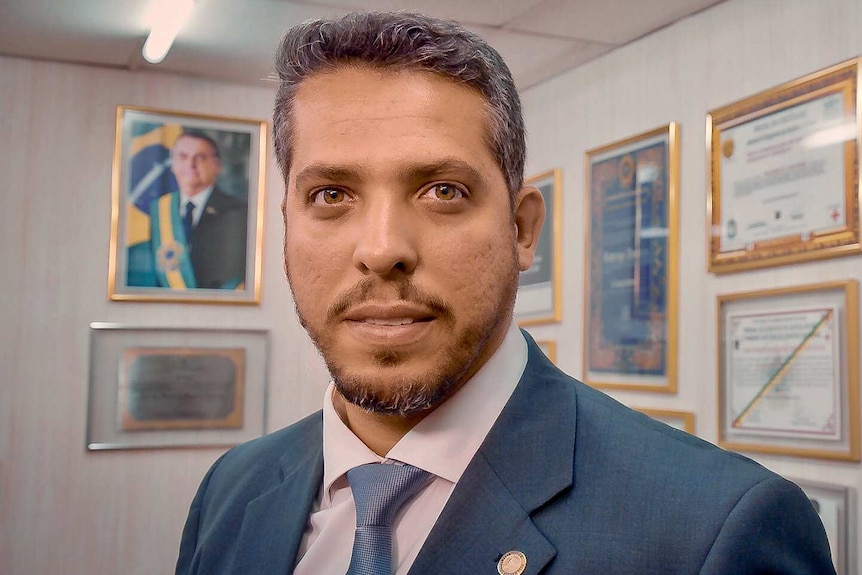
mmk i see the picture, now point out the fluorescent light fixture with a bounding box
[142,0,195,64]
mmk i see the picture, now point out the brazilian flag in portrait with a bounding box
[125,122,183,287]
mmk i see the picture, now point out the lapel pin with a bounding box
[497,550,527,575]
[206,206,217,215]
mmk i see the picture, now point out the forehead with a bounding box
[288,67,499,179]
[172,136,215,154]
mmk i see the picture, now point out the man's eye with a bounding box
[428,183,465,201]
[312,188,346,205]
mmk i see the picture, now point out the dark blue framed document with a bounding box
[583,124,679,392]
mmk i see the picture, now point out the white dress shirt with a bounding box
[180,185,214,227]
[293,321,528,575]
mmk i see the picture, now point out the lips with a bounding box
[343,303,435,324]
[362,317,420,326]
[342,303,436,345]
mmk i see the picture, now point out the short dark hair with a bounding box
[272,11,525,197]
[174,130,221,159]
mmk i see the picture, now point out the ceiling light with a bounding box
[142,0,196,64]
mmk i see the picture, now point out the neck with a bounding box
[331,390,426,456]
[181,186,207,199]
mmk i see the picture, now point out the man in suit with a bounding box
[176,12,834,574]
[143,131,247,290]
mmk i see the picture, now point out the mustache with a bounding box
[326,277,453,322]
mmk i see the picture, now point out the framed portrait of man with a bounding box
[108,106,266,304]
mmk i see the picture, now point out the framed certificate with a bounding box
[86,323,269,450]
[707,58,861,273]
[791,479,852,574]
[516,168,562,325]
[636,408,695,433]
[717,281,860,460]
[583,123,680,392]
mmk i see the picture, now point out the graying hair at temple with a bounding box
[272,11,526,198]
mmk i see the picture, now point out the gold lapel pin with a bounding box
[497,550,527,575]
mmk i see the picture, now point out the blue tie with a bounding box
[183,201,195,240]
[346,463,431,575]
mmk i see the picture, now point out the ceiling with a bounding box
[0,0,726,91]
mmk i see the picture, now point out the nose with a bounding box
[352,199,418,277]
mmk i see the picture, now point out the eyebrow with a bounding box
[293,158,488,189]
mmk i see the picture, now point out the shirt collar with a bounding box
[320,321,527,505]
[180,185,214,211]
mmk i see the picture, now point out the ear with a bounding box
[512,185,545,272]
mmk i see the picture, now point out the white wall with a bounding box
[520,0,862,570]
[2,0,862,573]
[0,57,330,574]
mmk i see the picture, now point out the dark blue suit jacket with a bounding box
[176,334,835,574]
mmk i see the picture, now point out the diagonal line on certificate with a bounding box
[732,309,833,428]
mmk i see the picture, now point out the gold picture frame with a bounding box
[636,408,695,434]
[583,123,680,393]
[716,280,860,461]
[707,58,861,273]
[515,168,563,326]
[108,105,267,304]
[535,339,557,364]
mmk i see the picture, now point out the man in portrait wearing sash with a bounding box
[149,131,248,290]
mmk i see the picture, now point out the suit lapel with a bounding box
[409,452,558,574]
[231,432,324,575]
[410,334,577,574]
[196,188,224,230]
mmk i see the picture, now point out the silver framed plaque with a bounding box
[86,323,268,450]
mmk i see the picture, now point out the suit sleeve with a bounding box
[699,476,836,575]
[175,455,226,575]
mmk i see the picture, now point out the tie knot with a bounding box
[347,463,431,527]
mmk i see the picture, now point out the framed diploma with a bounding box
[86,323,269,450]
[635,408,695,434]
[583,123,680,392]
[516,168,562,325]
[717,281,860,461]
[791,479,852,574]
[707,58,861,273]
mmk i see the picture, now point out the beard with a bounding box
[286,257,519,418]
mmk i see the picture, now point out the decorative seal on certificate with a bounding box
[727,219,737,239]
[618,154,635,189]
[497,551,527,575]
[156,241,185,272]
[722,137,734,158]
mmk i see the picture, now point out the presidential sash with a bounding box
[150,192,198,289]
